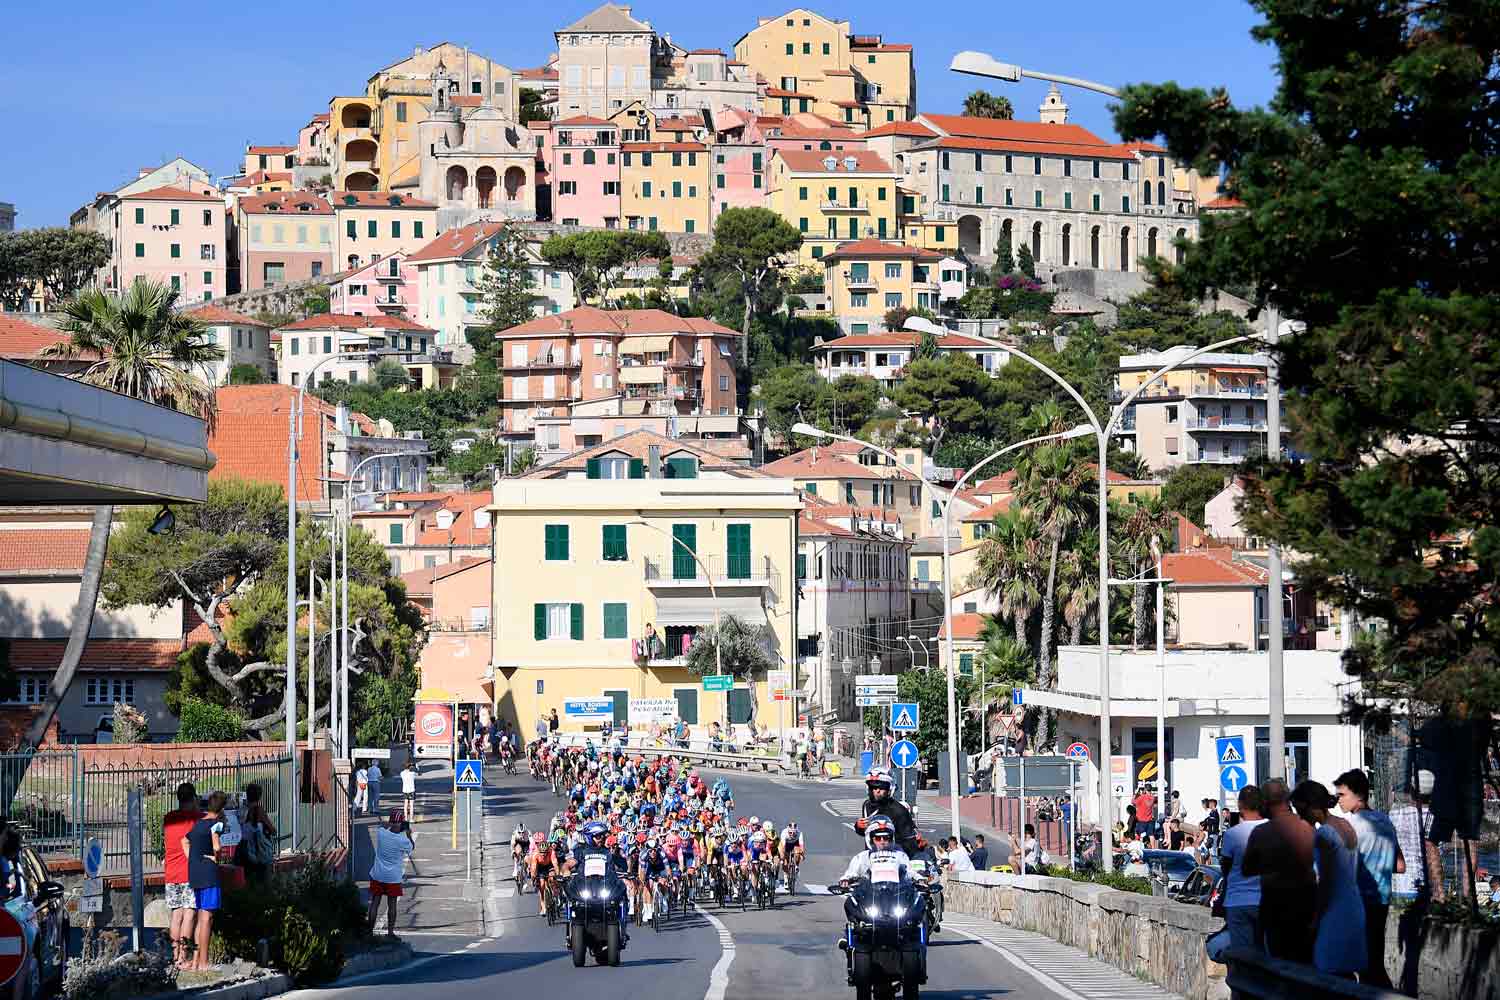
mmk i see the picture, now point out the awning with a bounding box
[653,595,767,627]
[619,365,665,385]
[619,335,673,354]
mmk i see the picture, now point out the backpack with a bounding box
[244,818,275,866]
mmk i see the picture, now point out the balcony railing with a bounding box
[644,553,780,592]
[428,616,488,633]
[823,200,869,213]
[500,356,582,371]
[1255,616,1331,652]
[1187,382,1268,399]
[1186,415,1267,431]
[375,271,404,284]
[666,356,705,368]
[843,271,878,289]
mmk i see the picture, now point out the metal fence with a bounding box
[0,748,345,876]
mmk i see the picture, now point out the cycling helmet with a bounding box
[749,815,760,828]
[531,831,546,845]
[865,768,893,790]
[864,815,897,851]
[750,831,766,845]
[761,821,774,834]
[514,822,527,835]
[665,833,681,848]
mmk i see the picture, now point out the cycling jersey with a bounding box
[641,851,669,878]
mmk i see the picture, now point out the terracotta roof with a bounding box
[238,191,332,215]
[622,141,708,153]
[554,115,613,126]
[406,220,506,263]
[519,66,559,81]
[972,470,1017,495]
[851,41,912,52]
[208,385,383,501]
[0,529,92,573]
[862,120,937,139]
[823,69,855,77]
[963,496,1014,522]
[328,191,436,209]
[412,493,494,546]
[278,312,433,333]
[928,136,1135,160]
[653,116,705,132]
[811,331,996,350]
[311,113,331,123]
[1122,141,1167,154]
[529,430,756,477]
[774,121,863,141]
[248,145,295,154]
[765,87,817,99]
[775,149,892,173]
[1202,196,1246,210]
[497,305,740,338]
[822,239,943,263]
[798,513,853,538]
[802,504,901,523]
[400,556,490,597]
[761,448,894,481]
[120,186,221,203]
[7,638,183,672]
[1161,548,1268,587]
[186,305,271,327]
[236,171,293,187]
[451,95,483,108]
[938,613,985,641]
[383,491,454,504]
[919,114,1110,147]
[832,101,865,109]
[0,315,70,359]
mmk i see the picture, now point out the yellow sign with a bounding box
[1136,750,1159,783]
[412,688,457,703]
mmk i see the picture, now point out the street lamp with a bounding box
[949,51,1121,98]
[792,419,1087,841]
[906,315,1297,868]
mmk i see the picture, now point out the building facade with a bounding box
[330,251,420,319]
[107,187,227,302]
[766,149,899,263]
[330,192,437,272]
[185,306,274,385]
[621,142,712,233]
[275,313,457,389]
[234,191,334,292]
[1114,345,1272,471]
[550,117,622,227]
[554,4,666,120]
[820,239,957,333]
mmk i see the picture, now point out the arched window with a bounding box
[1090,226,1100,268]
[820,141,832,151]
[583,149,596,165]
[1157,181,1166,206]
[1060,223,1072,266]
[1031,221,1042,262]
[1175,228,1187,265]
[1147,227,1159,259]
[1143,183,1152,206]
[1157,157,1165,177]
[1119,227,1131,271]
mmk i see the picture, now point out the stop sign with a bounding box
[0,906,28,985]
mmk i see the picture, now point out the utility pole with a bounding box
[1265,306,1285,780]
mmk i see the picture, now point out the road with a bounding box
[293,766,1156,1000]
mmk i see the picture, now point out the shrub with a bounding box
[1039,864,1153,896]
[111,703,148,744]
[63,930,176,1000]
[174,696,246,743]
[216,854,366,983]
[281,909,344,985]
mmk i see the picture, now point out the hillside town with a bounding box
[0,3,1494,1000]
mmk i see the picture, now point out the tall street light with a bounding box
[949,52,1121,98]
[791,420,1087,840]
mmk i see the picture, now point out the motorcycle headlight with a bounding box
[866,905,881,919]
[581,888,594,900]
[891,904,906,919]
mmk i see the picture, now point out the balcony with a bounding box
[1256,616,1331,652]
[665,355,706,369]
[843,271,878,290]
[822,200,869,213]
[500,355,582,371]
[375,271,404,284]
[645,553,780,593]
[1186,414,1267,432]
[1186,382,1268,399]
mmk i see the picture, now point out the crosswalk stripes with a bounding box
[945,917,1182,1000]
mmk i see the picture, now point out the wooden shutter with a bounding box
[534,603,547,640]
[586,457,601,479]
[628,458,645,479]
[602,524,627,561]
[671,524,697,580]
[603,602,627,638]
[727,524,751,579]
[569,603,583,640]
[545,524,569,560]
[674,688,698,725]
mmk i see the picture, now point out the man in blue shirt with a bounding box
[1335,768,1403,989]
[1218,784,1267,951]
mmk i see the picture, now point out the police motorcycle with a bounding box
[564,821,628,967]
[831,816,940,1000]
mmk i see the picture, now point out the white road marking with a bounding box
[693,901,737,1000]
[802,883,831,895]
[944,925,1086,1000]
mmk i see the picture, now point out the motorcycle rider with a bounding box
[564,820,628,940]
[840,815,914,885]
[853,768,921,856]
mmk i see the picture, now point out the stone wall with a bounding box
[1387,910,1500,1000]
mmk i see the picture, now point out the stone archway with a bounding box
[957,214,983,257]
[446,165,469,203]
[1030,221,1043,263]
[1147,227,1159,260]
[1060,223,1072,267]
[1175,228,1187,265]
[344,171,377,192]
[476,166,497,209]
[1090,226,1101,268]
[1119,227,1131,272]
[503,166,526,202]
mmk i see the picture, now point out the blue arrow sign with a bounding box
[1012,689,1023,706]
[890,702,919,732]
[1220,764,1248,793]
[891,739,919,769]
[455,759,483,789]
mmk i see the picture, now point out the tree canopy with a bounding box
[0,228,109,309]
[962,91,1015,120]
[540,230,669,304]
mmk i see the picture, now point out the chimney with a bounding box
[647,444,661,478]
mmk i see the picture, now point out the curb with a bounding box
[334,942,415,980]
[156,942,414,1000]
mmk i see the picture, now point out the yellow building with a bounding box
[330,191,437,272]
[488,470,801,737]
[328,43,519,192]
[733,8,914,126]
[621,142,712,234]
[822,239,944,332]
[766,149,899,264]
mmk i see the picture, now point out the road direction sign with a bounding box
[1215,735,1246,768]
[855,674,896,689]
[1064,742,1090,762]
[890,702,919,732]
[1220,765,1248,793]
[0,907,25,984]
[702,674,733,692]
[856,685,895,696]
[891,739,919,769]
[855,695,895,707]
[455,759,483,789]
[83,837,103,879]
[1109,755,1131,799]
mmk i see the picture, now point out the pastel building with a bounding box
[330,191,437,272]
[244,145,296,176]
[184,305,274,384]
[1113,345,1273,470]
[554,4,665,119]
[112,187,227,302]
[275,313,458,390]
[820,239,959,333]
[550,116,623,227]
[809,330,1010,385]
[233,191,334,291]
[621,141,712,233]
[765,149,899,263]
[330,252,420,319]
[299,113,331,169]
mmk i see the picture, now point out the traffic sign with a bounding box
[1220,765,1248,793]
[1215,735,1245,768]
[890,739,919,769]
[855,695,895,707]
[856,685,896,696]
[0,906,25,984]
[1064,742,1090,762]
[83,837,103,879]
[702,674,733,692]
[564,697,615,721]
[1012,689,1023,706]
[768,671,791,702]
[890,702,919,732]
[1109,755,1131,800]
[855,674,896,689]
[455,759,483,789]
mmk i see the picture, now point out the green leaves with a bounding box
[0,227,109,308]
[683,614,776,679]
[540,230,670,304]
[476,225,537,343]
[962,90,1015,121]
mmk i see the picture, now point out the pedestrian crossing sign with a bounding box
[455,759,482,789]
[890,702,919,732]
[1215,735,1245,768]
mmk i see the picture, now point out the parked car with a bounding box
[1170,865,1224,907]
[5,846,68,999]
[1141,850,1203,892]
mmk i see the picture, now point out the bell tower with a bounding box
[1039,84,1069,125]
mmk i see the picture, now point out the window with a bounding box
[1034,190,1043,208]
[845,482,856,503]
[1123,196,1132,213]
[797,553,808,580]
[85,677,135,705]
[941,183,950,201]
[726,523,752,579]
[544,524,570,560]
[602,524,628,560]
[1034,156,1042,175]
[170,243,180,258]
[263,262,284,283]
[666,456,698,479]
[134,207,144,224]
[648,217,657,231]
[396,101,407,123]
[414,221,424,238]
[934,226,945,242]
[534,602,584,641]
[601,602,629,639]
[718,374,729,392]
[583,149,595,165]
[1093,160,1101,179]
[391,220,401,238]
[1064,192,1073,209]
[975,186,983,204]
[785,43,793,55]
[322,335,332,354]
[1,676,43,705]
[1092,193,1101,212]
[671,524,697,580]
[672,181,682,198]
[170,275,180,291]
[884,263,901,279]
[641,181,652,198]
[170,208,180,225]
[204,271,212,284]
[346,219,357,238]
[291,339,300,356]
[941,151,950,170]
[1122,162,1132,180]
[958,653,974,676]
[134,243,145,258]
[386,521,404,545]
[557,181,577,195]
[203,209,212,226]
[850,292,868,308]
[1005,188,1013,206]
[798,217,808,233]
[603,181,619,195]
[367,219,378,238]
[1166,405,1179,423]
[885,292,901,308]
[802,42,810,54]
[975,152,983,171]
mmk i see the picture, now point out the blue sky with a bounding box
[1,1,1278,228]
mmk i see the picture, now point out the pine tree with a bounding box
[995,234,1016,276]
[1016,243,1036,279]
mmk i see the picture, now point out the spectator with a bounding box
[367,810,416,938]
[1219,784,1268,952]
[944,836,975,873]
[366,760,384,815]
[354,764,369,815]
[401,761,418,820]
[1170,790,1187,823]
[534,713,549,743]
[1389,771,1435,900]
[1133,786,1156,837]
[1489,875,1500,906]
[1242,778,1317,965]
[182,791,227,972]
[548,708,560,733]
[1021,824,1047,870]
[1292,780,1366,977]
[1166,817,1188,852]
[970,835,989,872]
[1123,834,1150,877]
[162,782,202,969]
[236,783,277,882]
[1335,768,1403,988]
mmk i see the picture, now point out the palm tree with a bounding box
[1118,495,1178,648]
[973,507,1044,652]
[1058,526,1100,646]
[27,279,222,747]
[962,90,1015,120]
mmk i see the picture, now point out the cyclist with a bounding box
[528,831,560,917]
[779,820,805,888]
[510,822,529,882]
[747,829,775,898]
[638,837,670,922]
[723,828,750,900]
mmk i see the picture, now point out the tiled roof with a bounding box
[622,141,708,153]
[278,312,433,333]
[529,430,756,477]
[8,638,183,671]
[400,555,490,597]
[822,239,943,263]
[1202,197,1246,210]
[810,331,997,350]
[1122,140,1167,154]
[553,115,613,126]
[938,613,986,641]
[497,305,739,338]
[0,529,92,573]
[688,49,724,56]
[761,448,895,481]
[765,87,817,100]
[928,136,1135,161]
[918,114,1110,147]
[963,496,1014,522]
[237,171,293,187]
[120,186,221,203]
[519,66,559,81]
[972,470,1017,496]
[775,149,892,173]
[798,513,853,538]
[238,191,332,215]
[328,191,436,209]
[653,116,705,132]
[248,145,295,154]
[558,2,653,33]
[774,121,862,140]
[413,493,494,546]
[862,121,937,139]
[207,385,359,501]
[850,40,912,52]
[0,315,70,358]
[186,305,270,327]
[802,504,901,523]
[1161,548,1268,586]
[406,220,507,263]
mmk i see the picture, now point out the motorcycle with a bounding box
[830,865,939,1000]
[564,855,628,967]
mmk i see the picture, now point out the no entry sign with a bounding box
[0,906,28,985]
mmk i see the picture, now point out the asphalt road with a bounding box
[296,767,1064,1000]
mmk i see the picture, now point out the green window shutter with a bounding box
[389,524,403,544]
[603,602,628,639]
[932,499,941,519]
[806,482,817,495]
[727,688,752,724]
[534,603,547,640]
[666,456,697,479]
[544,524,569,560]
[671,524,697,580]
[170,209,180,225]
[602,524,627,561]
[367,220,377,238]
[727,524,751,579]
[628,458,645,479]
[134,208,144,224]
[674,689,698,725]
[959,653,974,676]
[797,553,807,580]
[845,483,855,503]
[586,457,601,479]
[570,603,584,640]
[414,221,424,237]
[346,220,356,238]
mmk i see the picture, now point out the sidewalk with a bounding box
[347,759,484,937]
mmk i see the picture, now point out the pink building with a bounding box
[709,108,769,221]
[495,306,742,437]
[330,251,419,319]
[763,114,868,157]
[529,122,554,219]
[234,191,334,292]
[550,116,622,228]
[111,186,227,302]
[299,113,331,170]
